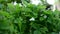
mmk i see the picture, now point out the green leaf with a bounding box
[34,30,41,34]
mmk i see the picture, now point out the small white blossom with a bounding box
[14,1,17,5]
[41,14,44,16]
[19,3,22,7]
[29,17,35,21]
[44,15,47,18]
[30,0,42,5]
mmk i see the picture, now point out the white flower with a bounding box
[14,1,17,5]
[29,17,35,21]
[30,0,42,5]
[44,15,47,18]
[41,14,44,16]
[19,3,22,7]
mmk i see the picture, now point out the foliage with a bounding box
[0,0,60,34]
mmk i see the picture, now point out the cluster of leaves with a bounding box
[0,1,60,34]
[0,0,30,3]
